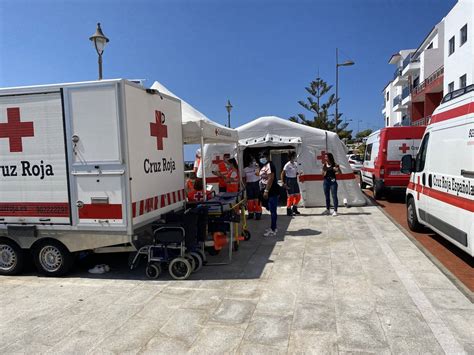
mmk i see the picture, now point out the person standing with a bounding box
[281,151,301,216]
[322,152,341,216]
[225,158,240,193]
[244,157,262,220]
[259,151,280,237]
[193,149,201,174]
[212,153,230,193]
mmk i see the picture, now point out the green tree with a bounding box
[356,129,373,139]
[289,77,352,139]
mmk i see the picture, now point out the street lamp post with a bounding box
[89,23,110,80]
[335,48,354,135]
[225,100,233,128]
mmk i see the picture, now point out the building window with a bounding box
[460,74,467,88]
[449,36,455,55]
[460,24,467,46]
[448,82,454,92]
[386,92,389,101]
[427,42,433,49]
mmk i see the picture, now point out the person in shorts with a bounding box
[281,151,301,216]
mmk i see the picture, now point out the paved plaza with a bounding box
[0,206,473,354]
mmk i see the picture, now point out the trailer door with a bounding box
[0,92,70,224]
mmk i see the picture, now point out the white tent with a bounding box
[203,116,366,207]
[150,81,238,144]
[150,81,238,194]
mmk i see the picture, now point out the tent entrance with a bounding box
[242,145,299,206]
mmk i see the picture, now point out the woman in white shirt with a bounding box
[243,157,262,220]
[281,151,301,216]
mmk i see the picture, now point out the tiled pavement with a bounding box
[0,206,472,354]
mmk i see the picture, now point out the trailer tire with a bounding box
[407,197,423,232]
[168,257,192,280]
[189,252,203,272]
[33,240,73,277]
[0,239,25,276]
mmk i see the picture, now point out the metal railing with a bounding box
[393,95,402,107]
[402,54,420,70]
[412,66,444,96]
[411,115,431,126]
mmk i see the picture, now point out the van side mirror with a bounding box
[400,154,414,174]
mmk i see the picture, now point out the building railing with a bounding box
[393,95,402,107]
[412,66,444,96]
[402,86,410,100]
[412,115,431,126]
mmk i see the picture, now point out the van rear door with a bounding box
[0,92,70,224]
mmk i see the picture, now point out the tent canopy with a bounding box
[151,81,238,144]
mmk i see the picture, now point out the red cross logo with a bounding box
[150,111,168,150]
[399,143,410,154]
[194,191,204,201]
[212,155,223,164]
[0,107,35,153]
[316,150,326,164]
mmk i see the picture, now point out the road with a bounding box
[361,186,473,295]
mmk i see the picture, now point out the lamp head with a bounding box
[225,99,233,113]
[338,60,355,67]
[89,23,109,55]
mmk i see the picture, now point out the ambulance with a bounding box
[361,126,426,199]
[401,84,474,257]
[0,79,185,275]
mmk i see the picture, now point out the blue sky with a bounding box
[0,0,456,160]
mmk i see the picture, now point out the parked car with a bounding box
[361,126,426,199]
[401,84,474,257]
[346,154,364,172]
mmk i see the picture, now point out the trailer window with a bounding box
[364,143,373,161]
[415,134,430,172]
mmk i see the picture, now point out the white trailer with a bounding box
[0,79,185,275]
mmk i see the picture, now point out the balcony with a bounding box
[402,54,420,76]
[393,94,407,112]
[393,67,408,86]
[401,85,411,105]
[411,66,444,101]
[412,115,431,126]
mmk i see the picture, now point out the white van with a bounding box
[401,84,474,257]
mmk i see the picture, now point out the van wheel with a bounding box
[407,198,423,232]
[0,239,25,276]
[33,240,73,277]
[359,173,367,189]
[373,180,383,200]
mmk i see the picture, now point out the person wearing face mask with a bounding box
[281,151,301,216]
[243,156,262,220]
[212,153,231,193]
[258,151,280,237]
[225,158,240,193]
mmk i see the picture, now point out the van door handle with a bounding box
[422,173,426,186]
[461,170,474,178]
[428,174,432,188]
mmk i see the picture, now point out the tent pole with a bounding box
[201,134,207,201]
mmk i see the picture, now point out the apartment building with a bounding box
[382,0,472,127]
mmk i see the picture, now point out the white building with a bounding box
[382,0,471,127]
[443,0,474,93]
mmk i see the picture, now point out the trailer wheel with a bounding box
[407,198,423,232]
[189,252,203,272]
[242,230,251,241]
[145,263,161,279]
[33,240,73,277]
[168,257,192,280]
[0,239,25,276]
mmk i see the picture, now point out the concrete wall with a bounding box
[444,0,474,92]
